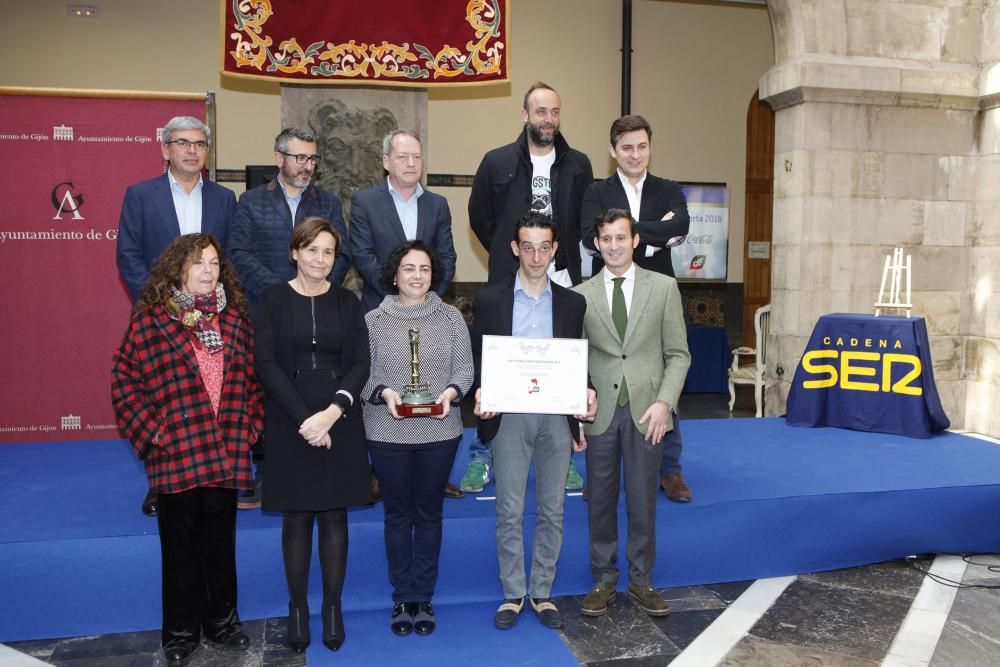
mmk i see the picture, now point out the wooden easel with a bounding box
[874,247,912,317]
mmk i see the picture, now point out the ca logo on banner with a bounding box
[51,182,85,221]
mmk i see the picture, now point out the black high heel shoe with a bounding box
[322,603,345,651]
[287,604,310,653]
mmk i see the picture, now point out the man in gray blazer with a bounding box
[573,208,690,618]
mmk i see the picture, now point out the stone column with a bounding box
[761,0,999,434]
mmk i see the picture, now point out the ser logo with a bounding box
[51,181,85,221]
[800,345,922,396]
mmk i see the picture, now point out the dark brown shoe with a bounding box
[661,472,692,502]
[627,583,670,617]
[444,483,464,499]
[580,582,616,617]
[371,475,382,503]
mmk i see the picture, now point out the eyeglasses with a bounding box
[279,152,320,166]
[518,243,553,255]
[166,139,209,151]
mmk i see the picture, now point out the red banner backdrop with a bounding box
[221,0,508,86]
[0,90,205,443]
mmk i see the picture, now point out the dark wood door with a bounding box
[742,90,774,348]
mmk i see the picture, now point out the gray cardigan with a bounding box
[363,293,473,447]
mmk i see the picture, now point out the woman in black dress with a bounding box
[255,217,371,653]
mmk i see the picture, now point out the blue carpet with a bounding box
[2,418,1000,643]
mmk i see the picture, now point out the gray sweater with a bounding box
[363,293,473,447]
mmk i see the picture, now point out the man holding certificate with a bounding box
[473,212,596,631]
[574,208,690,618]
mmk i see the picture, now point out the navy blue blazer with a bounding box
[349,180,457,312]
[116,173,237,301]
[227,180,350,317]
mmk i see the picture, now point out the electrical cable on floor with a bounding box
[900,553,1000,589]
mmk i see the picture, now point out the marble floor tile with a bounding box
[929,617,1000,667]
[885,607,948,663]
[659,585,729,612]
[650,608,724,651]
[703,580,754,604]
[747,578,912,661]
[556,595,680,664]
[48,630,161,661]
[938,579,1000,645]
[801,560,924,599]
[720,635,878,666]
[5,637,61,661]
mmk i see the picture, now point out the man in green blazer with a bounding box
[573,208,690,618]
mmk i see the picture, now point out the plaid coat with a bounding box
[111,304,263,494]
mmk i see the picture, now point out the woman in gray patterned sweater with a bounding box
[363,240,473,638]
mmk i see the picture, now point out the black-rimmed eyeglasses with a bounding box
[279,152,320,166]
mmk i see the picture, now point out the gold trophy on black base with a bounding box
[398,328,443,417]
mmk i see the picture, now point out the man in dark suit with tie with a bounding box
[349,130,457,312]
[472,211,595,631]
[116,115,237,516]
[227,127,352,509]
[116,116,236,301]
[580,115,694,503]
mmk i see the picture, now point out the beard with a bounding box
[280,163,313,189]
[526,120,558,147]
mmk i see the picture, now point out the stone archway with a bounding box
[760,0,1000,435]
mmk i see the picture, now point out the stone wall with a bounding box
[762,0,1000,436]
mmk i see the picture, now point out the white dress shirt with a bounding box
[601,263,637,316]
[167,170,203,236]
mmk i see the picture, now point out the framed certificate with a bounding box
[480,335,588,414]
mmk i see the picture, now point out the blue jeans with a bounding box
[369,438,460,603]
[467,434,493,467]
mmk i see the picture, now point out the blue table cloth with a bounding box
[786,313,950,438]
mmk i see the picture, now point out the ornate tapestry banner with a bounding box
[220,0,508,86]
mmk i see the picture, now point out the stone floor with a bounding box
[6,392,1000,666]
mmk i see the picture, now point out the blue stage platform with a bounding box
[3,418,1000,661]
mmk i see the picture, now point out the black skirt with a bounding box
[262,369,372,512]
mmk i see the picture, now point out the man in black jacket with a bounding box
[462,82,593,495]
[469,81,594,286]
[580,114,693,503]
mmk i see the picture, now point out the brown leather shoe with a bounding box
[661,472,692,502]
[371,476,382,503]
[444,483,464,499]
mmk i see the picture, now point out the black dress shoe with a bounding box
[163,641,197,665]
[413,602,436,636]
[287,604,310,653]
[322,603,345,651]
[205,625,250,650]
[141,490,158,516]
[390,601,413,636]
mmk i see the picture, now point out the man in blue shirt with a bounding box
[472,212,596,631]
[349,130,457,312]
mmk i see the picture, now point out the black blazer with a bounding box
[472,275,587,442]
[254,283,369,427]
[580,172,690,277]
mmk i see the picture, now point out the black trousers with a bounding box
[156,486,240,647]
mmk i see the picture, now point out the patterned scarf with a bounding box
[166,283,227,354]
